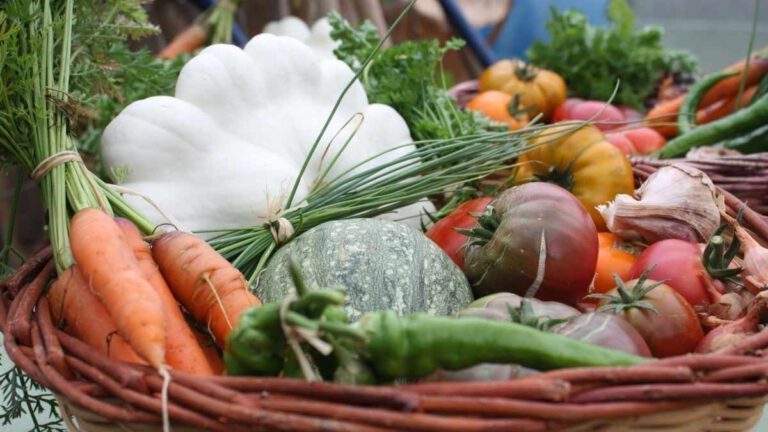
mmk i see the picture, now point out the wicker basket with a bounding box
[3,171,768,432]
[4,80,768,430]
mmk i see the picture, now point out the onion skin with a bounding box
[696,296,768,354]
[463,183,599,305]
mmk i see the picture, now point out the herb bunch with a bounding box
[328,12,500,141]
[527,0,698,109]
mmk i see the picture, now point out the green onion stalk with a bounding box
[0,1,152,274]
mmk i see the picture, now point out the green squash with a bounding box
[257,219,473,319]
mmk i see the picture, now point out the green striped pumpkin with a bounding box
[257,219,473,319]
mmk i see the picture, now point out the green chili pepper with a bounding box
[357,311,646,381]
[678,71,739,135]
[660,90,768,158]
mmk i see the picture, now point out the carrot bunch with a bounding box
[646,57,768,138]
[47,208,259,376]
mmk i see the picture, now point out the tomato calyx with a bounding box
[535,165,575,191]
[456,205,500,248]
[588,269,665,315]
[506,94,532,120]
[514,62,539,82]
[505,298,571,331]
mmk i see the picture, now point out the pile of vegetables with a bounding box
[2,1,768,428]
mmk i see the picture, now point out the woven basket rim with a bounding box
[3,169,768,431]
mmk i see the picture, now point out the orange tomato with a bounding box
[466,91,529,130]
[479,59,566,121]
[592,233,638,294]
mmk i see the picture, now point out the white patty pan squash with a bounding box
[262,16,337,60]
[102,33,433,233]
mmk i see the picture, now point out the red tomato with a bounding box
[606,128,667,155]
[426,198,493,268]
[628,239,713,307]
[605,132,637,155]
[618,106,643,122]
[597,277,704,357]
[552,98,625,131]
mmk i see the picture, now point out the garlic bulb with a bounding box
[598,164,721,244]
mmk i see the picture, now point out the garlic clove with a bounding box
[734,226,768,294]
[598,164,721,244]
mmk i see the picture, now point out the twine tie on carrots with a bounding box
[279,294,333,382]
[30,150,82,181]
[267,217,295,245]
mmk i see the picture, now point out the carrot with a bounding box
[192,327,224,375]
[69,208,166,369]
[115,218,215,376]
[700,57,768,107]
[47,266,146,365]
[697,85,758,126]
[151,231,260,349]
[157,23,208,60]
[645,95,685,138]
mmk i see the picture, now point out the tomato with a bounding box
[593,233,637,295]
[461,292,581,323]
[596,275,704,357]
[553,313,652,356]
[606,128,667,155]
[552,99,625,131]
[628,239,715,307]
[514,123,635,230]
[463,183,598,306]
[466,91,528,131]
[426,198,493,268]
[478,60,566,121]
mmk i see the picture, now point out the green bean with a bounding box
[678,71,739,135]
[660,91,768,158]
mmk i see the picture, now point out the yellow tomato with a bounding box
[514,124,634,230]
[479,59,567,121]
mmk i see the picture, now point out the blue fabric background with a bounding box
[478,0,611,59]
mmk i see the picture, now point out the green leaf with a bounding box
[607,0,634,33]
[527,6,698,108]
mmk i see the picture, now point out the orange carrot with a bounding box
[696,85,758,125]
[47,266,146,365]
[645,95,685,138]
[151,231,260,349]
[192,327,224,375]
[157,23,208,60]
[700,57,768,107]
[69,208,166,369]
[115,218,215,376]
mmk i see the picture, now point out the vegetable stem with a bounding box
[734,0,761,112]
